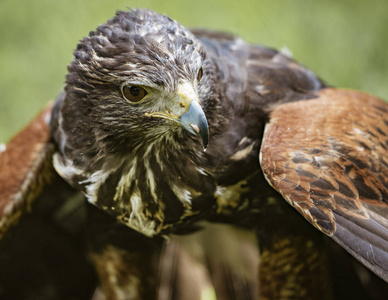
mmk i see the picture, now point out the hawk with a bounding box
[1,8,388,300]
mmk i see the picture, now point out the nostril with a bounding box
[179,102,185,108]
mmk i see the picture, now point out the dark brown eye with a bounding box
[122,85,148,103]
[197,67,203,82]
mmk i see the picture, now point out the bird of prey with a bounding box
[1,8,388,300]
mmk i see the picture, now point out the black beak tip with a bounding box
[201,124,209,150]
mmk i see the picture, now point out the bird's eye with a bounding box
[122,85,148,103]
[197,67,203,82]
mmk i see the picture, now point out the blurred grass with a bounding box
[1,0,388,142]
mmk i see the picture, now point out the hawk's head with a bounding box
[67,9,208,150]
[52,9,216,236]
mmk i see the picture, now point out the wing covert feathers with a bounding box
[0,103,55,238]
[260,88,388,281]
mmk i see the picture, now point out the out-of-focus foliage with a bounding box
[1,0,387,142]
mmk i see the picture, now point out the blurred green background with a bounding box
[1,0,388,142]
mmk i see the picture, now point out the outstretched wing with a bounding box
[260,88,388,282]
[0,103,55,238]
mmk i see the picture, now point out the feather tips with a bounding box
[0,103,55,238]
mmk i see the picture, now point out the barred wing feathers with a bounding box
[260,88,388,282]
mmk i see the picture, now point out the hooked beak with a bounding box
[144,82,209,149]
[179,100,209,149]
